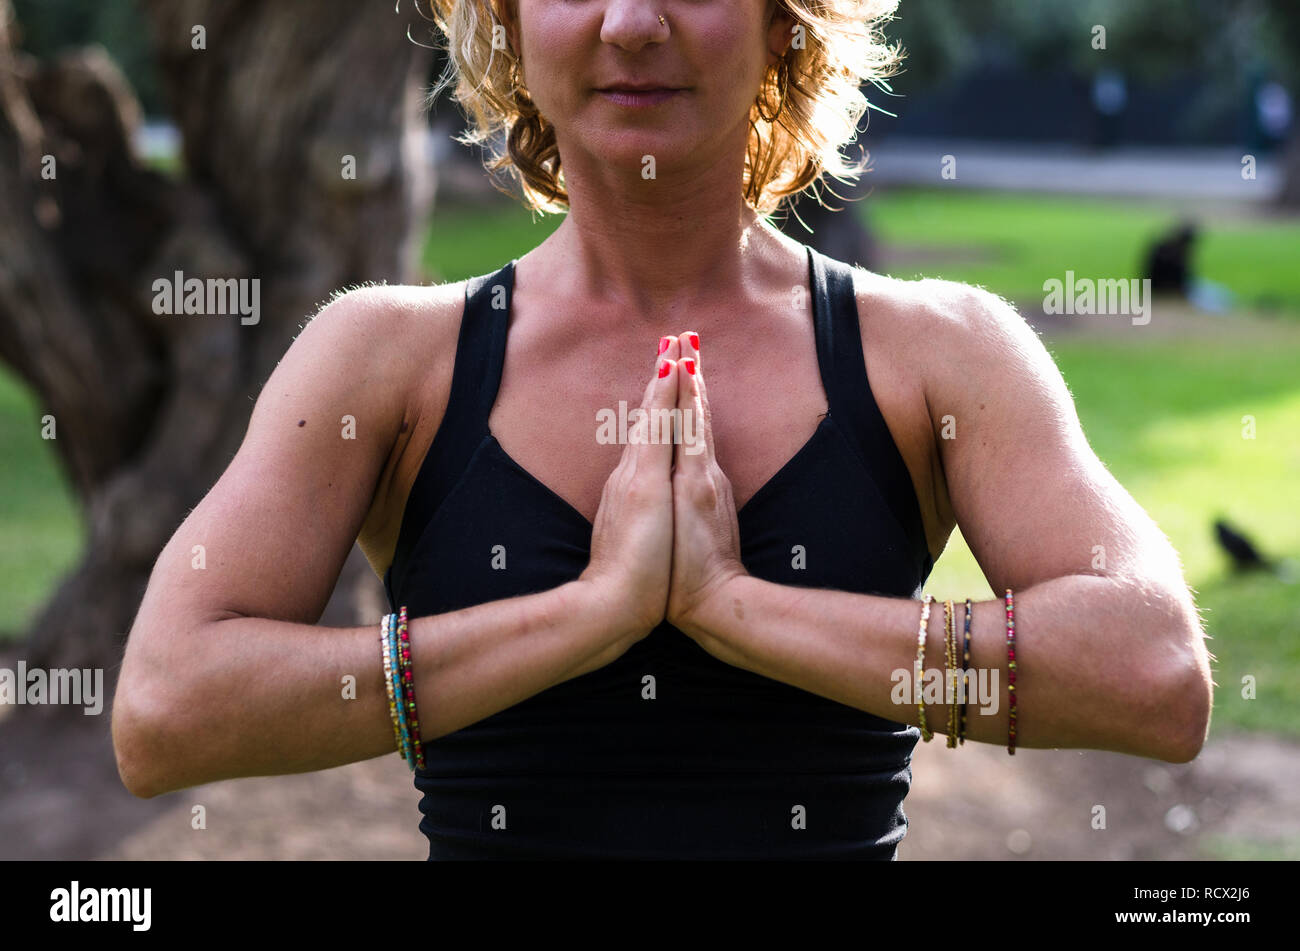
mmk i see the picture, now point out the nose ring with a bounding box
[658,14,666,25]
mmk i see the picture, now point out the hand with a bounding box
[666,331,749,638]
[577,336,682,644]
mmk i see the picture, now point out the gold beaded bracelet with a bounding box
[944,599,959,749]
[914,594,935,742]
[959,599,973,745]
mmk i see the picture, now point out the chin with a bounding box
[590,130,695,166]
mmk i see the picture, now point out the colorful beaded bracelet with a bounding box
[380,613,404,757]
[395,605,426,772]
[914,594,934,742]
[1005,588,1017,755]
[388,610,413,765]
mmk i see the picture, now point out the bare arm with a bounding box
[110,287,639,798]
[672,279,1213,763]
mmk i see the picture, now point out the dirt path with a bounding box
[901,729,1300,860]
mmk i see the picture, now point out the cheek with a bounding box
[691,16,766,105]
[520,12,593,104]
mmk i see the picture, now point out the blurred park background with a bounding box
[1,0,1297,860]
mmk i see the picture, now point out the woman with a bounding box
[111,0,1213,859]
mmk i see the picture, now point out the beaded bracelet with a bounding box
[1005,588,1018,755]
[380,613,404,757]
[959,599,972,746]
[388,610,413,765]
[395,605,426,772]
[384,615,410,763]
[951,602,961,748]
[914,595,934,742]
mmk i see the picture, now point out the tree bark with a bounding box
[0,0,434,674]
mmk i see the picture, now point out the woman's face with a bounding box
[510,0,794,177]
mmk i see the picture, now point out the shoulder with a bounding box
[284,277,475,420]
[296,279,470,374]
[847,269,1074,413]
[838,267,1087,548]
[847,267,1037,353]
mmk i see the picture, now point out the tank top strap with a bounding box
[457,259,516,432]
[807,245,932,575]
[384,259,516,606]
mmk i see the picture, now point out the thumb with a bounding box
[629,335,681,478]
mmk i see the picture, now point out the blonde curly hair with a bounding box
[421,0,904,216]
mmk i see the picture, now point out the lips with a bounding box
[597,87,684,107]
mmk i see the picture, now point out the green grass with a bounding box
[868,188,1300,316]
[1197,834,1300,861]
[142,151,183,179]
[0,369,83,640]
[422,200,562,283]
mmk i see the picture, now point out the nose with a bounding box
[600,0,670,52]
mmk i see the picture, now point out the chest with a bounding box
[369,272,948,590]
[486,329,830,524]
[394,404,925,619]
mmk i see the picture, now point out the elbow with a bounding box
[1116,579,1213,764]
[112,715,158,799]
[1164,673,1212,765]
[1149,628,1214,765]
[111,693,164,799]
[111,676,186,799]
[112,613,222,798]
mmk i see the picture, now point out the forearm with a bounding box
[113,579,630,796]
[678,572,1210,762]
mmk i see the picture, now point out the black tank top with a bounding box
[383,244,934,859]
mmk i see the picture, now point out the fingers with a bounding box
[674,330,713,467]
[627,335,681,477]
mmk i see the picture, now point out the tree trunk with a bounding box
[0,0,434,674]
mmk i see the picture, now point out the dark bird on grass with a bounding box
[1145,221,1198,297]
[1214,519,1273,573]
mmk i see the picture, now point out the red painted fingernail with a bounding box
[683,358,696,375]
[658,336,671,354]
[659,359,671,378]
[687,333,699,350]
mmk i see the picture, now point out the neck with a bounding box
[529,125,795,324]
